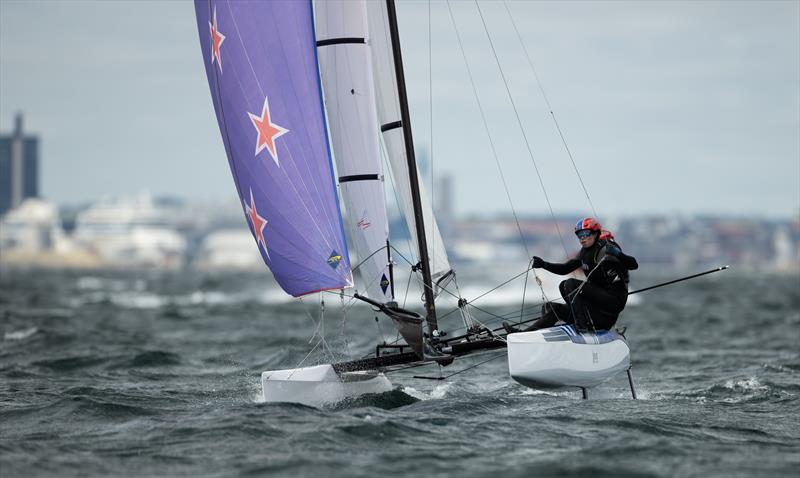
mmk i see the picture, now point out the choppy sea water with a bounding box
[1,267,798,477]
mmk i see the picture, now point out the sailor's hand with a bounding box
[606,245,621,257]
[531,256,545,268]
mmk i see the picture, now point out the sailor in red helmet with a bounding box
[504,217,638,333]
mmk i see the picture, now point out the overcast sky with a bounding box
[1,0,798,219]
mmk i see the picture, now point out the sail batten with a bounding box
[195,0,352,297]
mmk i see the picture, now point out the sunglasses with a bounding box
[576,230,593,239]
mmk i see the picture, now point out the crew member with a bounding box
[504,217,638,333]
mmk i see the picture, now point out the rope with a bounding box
[440,351,507,380]
[562,256,608,332]
[290,295,338,378]
[329,253,552,334]
[383,347,507,377]
[287,339,322,379]
[339,291,354,360]
[502,1,598,219]
[319,295,337,364]
[445,0,530,259]
[349,244,389,273]
[400,269,412,309]
[472,0,570,258]
[452,275,478,330]
[428,0,437,275]
[379,135,417,264]
[458,265,532,305]
[520,264,530,327]
[391,245,538,326]
[458,308,507,343]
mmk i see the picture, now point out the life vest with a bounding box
[578,239,629,286]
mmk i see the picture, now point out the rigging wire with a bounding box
[388,245,530,338]
[379,140,417,265]
[319,294,338,364]
[452,276,478,330]
[322,255,555,358]
[289,296,339,377]
[428,0,437,277]
[472,0,570,258]
[520,264,531,326]
[329,248,550,336]
[401,268,413,309]
[439,351,507,380]
[288,339,323,378]
[502,1,598,219]
[391,243,534,320]
[338,291,355,361]
[349,245,390,273]
[445,0,530,259]
[447,0,558,323]
[384,347,507,377]
[326,282,546,335]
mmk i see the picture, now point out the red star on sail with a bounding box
[244,189,270,259]
[248,96,289,167]
[209,6,225,72]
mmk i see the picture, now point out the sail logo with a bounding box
[327,251,342,269]
[380,274,390,294]
[243,189,270,259]
[357,217,371,229]
[248,95,289,167]
[208,6,225,72]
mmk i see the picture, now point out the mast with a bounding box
[385,0,438,334]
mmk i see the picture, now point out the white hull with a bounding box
[507,325,630,389]
[261,364,393,407]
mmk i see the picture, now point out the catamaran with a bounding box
[193,0,725,405]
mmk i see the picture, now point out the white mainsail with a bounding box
[315,0,393,301]
[365,0,452,280]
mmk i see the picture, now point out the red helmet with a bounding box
[574,217,601,235]
[599,229,615,241]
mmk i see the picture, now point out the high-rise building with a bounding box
[0,113,39,216]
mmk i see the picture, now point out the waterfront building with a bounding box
[0,198,63,252]
[72,194,187,268]
[0,114,38,216]
[194,229,264,270]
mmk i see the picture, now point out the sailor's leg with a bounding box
[571,301,591,332]
[503,301,569,333]
[578,281,621,309]
[585,307,618,331]
[576,282,621,330]
[520,302,561,331]
[560,279,590,332]
[559,278,583,302]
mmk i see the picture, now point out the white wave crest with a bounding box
[402,381,454,401]
[4,327,38,340]
[724,377,767,393]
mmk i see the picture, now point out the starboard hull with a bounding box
[507,325,630,389]
[261,364,393,407]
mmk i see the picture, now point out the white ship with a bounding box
[72,194,186,269]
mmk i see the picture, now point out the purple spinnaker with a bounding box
[195,0,352,296]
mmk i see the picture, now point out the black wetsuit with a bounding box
[531,239,638,332]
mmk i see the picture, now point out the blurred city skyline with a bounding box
[1,0,798,219]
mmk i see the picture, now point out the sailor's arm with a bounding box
[606,244,638,270]
[532,256,581,275]
[619,252,638,270]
